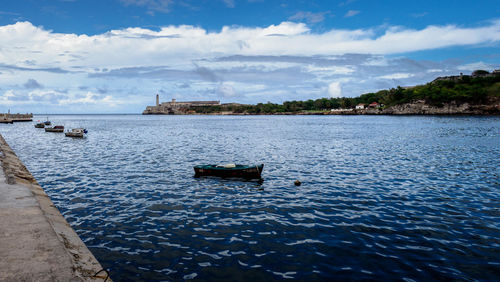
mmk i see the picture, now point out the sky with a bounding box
[0,0,499,113]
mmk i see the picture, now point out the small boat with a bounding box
[34,123,45,128]
[44,117,51,125]
[65,128,88,138]
[194,164,264,179]
[45,125,64,133]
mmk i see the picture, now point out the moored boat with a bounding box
[34,123,45,128]
[45,125,64,132]
[194,163,264,179]
[65,128,87,138]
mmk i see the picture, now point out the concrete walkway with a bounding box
[0,135,109,281]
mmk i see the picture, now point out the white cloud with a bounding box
[339,0,357,7]
[260,21,310,36]
[457,61,493,71]
[411,12,428,18]
[0,90,18,105]
[56,92,122,106]
[221,0,235,8]
[1,20,498,71]
[289,11,330,24]
[345,10,360,18]
[378,73,414,79]
[362,56,389,66]
[305,65,354,75]
[328,82,342,98]
[0,20,499,112]
[24,78,43,89]
[119,0,173,14]
[217,83,237,98]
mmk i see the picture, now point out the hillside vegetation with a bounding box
[191,72,500,114]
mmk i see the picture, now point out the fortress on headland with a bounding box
[143,95,222,114]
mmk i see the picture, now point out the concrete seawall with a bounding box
[0,134,110,281]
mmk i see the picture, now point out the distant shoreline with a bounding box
[143,71,500,116]
[142,100,500,116]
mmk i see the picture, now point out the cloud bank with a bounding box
[0,20,499,113]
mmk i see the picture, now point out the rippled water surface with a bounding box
[1,115,499,280]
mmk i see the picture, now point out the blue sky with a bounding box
[0,0,499,113]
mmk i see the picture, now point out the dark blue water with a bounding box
[1,115,499,280]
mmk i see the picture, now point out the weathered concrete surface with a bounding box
[0,134,110,281]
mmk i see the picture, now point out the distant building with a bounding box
[355,104,366,110]
[143,95,221,114]
[368,102,380,108]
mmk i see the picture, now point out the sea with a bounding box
[1,115,499,281]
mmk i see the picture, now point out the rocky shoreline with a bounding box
[363,99,500,115]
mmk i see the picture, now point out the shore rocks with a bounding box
[378,99,500,115]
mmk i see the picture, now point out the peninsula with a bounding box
[142,70,500,115]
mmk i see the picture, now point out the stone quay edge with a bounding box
[0,134,110,281]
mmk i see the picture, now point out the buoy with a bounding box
[294,180,301,186]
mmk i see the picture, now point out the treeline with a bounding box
[191,74,500,114]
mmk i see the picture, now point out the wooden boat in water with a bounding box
[65,128,87,138]
[45,125,64,133]
[194,164,264,179]
[34,123,45,128]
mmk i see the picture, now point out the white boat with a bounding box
[65,128,87,138]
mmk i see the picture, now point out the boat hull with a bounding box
[65,132,84,138]
[45,126,64,133]
[65,128,87,138]
[194,164,264,179]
